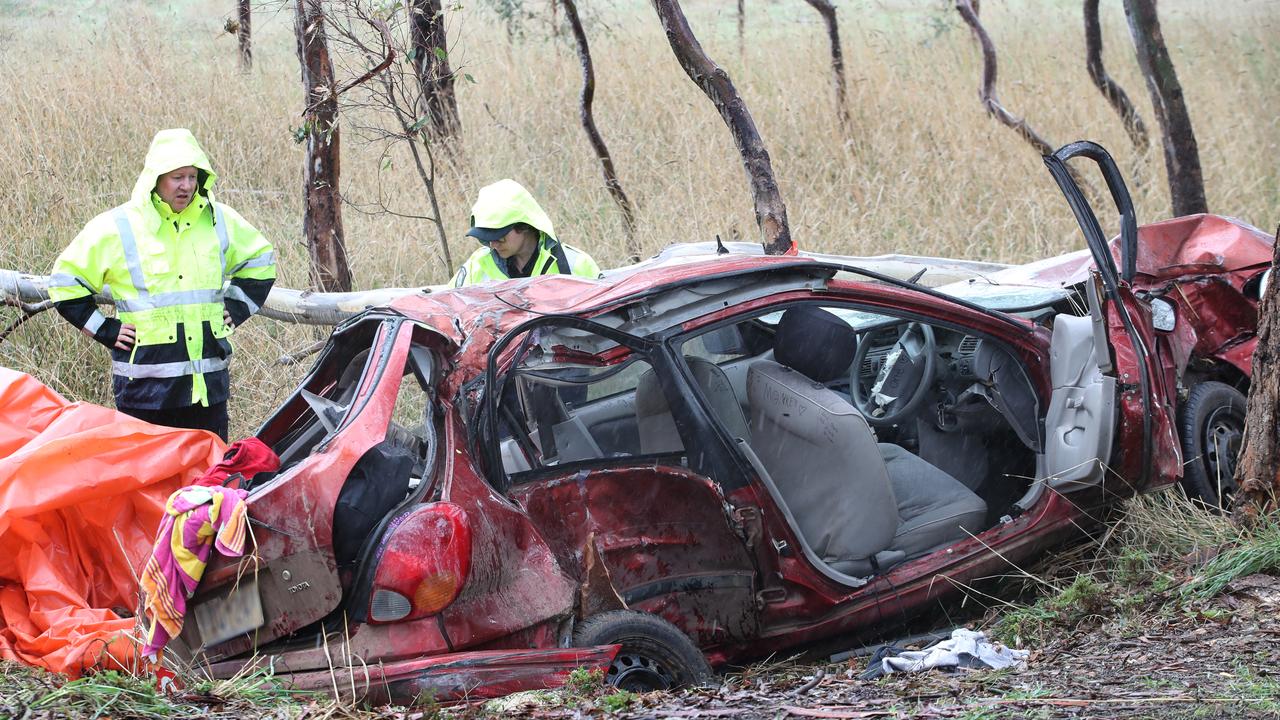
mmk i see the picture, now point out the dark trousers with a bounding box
[122,401,229,442]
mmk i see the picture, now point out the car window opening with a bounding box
[676,302,1045,584]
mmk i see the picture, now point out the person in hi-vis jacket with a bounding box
[451,179,600,287]
[48,128,276,441]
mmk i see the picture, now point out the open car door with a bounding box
[178,317,444,660]
[1042,142,1180,492]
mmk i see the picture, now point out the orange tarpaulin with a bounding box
[0,368,225,676]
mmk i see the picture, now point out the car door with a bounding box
[479,316,761,648]
[1043,141,1181,492]
[181,318,442,659]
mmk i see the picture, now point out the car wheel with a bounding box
[1178,381,1246,510]
[573,610,713,691]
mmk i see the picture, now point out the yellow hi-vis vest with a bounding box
[452,234,601,287]
[49,129,275,407]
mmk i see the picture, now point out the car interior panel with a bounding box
[491,298,1056,584]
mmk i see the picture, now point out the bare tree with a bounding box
[1122,0,1207,216]
[955,0,1055,156]
[1234,226,1280,521]
[323,1,455,271]
[560,0,639,262]
[801,0,851,132]
[296,0,352,292]
[409,0,462,141]
[737,0,745,59]
[1083,0,1148,152]
[237,0,252,70]
[652,0,792,255]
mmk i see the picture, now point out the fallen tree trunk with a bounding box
[0,270,428,327]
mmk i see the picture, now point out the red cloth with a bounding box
[192,438,280,488]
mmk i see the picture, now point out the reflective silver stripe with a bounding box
[222,284,260,315]
[115,288,223,312]
[214,204,229,273]
[228,251,275,274]
[49,273,84,288]
[112,356,229,379]
[82,311,106,336]
[113,209,150,300]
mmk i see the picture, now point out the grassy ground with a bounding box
[3,490,1278,718]
[1,0,1278,436]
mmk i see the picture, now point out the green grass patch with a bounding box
[995,574,1112,647]
[1181,522,1280,600]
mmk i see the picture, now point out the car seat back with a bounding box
[636,356,751,454]
[747,361,900,571]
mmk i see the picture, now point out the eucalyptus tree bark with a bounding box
[238,0,252,70]
[409,0,461,141]
[1122,0,1207,216]
[296,0,352,292]
[801,0,850,132]
[1083,0,1148,152]
[560,0,639,262]
[955,0,1097,199]
[1233,226,1280,521]
[652,0,792,255]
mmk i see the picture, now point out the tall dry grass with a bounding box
[1,0,1277,436]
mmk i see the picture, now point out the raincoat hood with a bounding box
[130,129,218,207]
[468,179,556,242]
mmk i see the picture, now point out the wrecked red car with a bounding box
[178,143,1272,702]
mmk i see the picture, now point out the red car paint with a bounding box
[180,209,1269,705]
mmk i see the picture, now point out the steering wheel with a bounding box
[850,322,938,427]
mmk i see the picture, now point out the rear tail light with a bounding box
[368,502,472,623]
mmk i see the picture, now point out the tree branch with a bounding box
[652,0,792,255]
[1083,0,1149,153]
[561,0,640,262]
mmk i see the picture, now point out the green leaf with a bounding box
[433,46,448,61]
[464,72,476,84]
[408,116,431,133]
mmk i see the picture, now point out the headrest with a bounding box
[774,306,858,383]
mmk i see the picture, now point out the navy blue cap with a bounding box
[466,223,516,244]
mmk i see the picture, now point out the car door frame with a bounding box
[475,314,765,651]
[1043,141,1180,491]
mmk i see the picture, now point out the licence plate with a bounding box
[192,576,264,647]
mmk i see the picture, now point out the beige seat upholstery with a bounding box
[747,361,901,575]
[748,305,988,575]
[636,357,750,454]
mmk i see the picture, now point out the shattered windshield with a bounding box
[935,281,1074,312]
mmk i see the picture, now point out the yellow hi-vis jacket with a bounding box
[49,129,276,410]
[451,179,601,287]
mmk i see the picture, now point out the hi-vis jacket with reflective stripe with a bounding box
[451,235,601,287]
[49,129,276,410]
[450,179,601,287]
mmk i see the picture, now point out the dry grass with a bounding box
[1,0,1277,436]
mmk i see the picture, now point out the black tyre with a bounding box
[1178,381,1246,510]
[573,610,713,691]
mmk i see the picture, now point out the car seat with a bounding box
[748,306,987,575]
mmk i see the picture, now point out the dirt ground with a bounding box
[487,573,1280,720]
